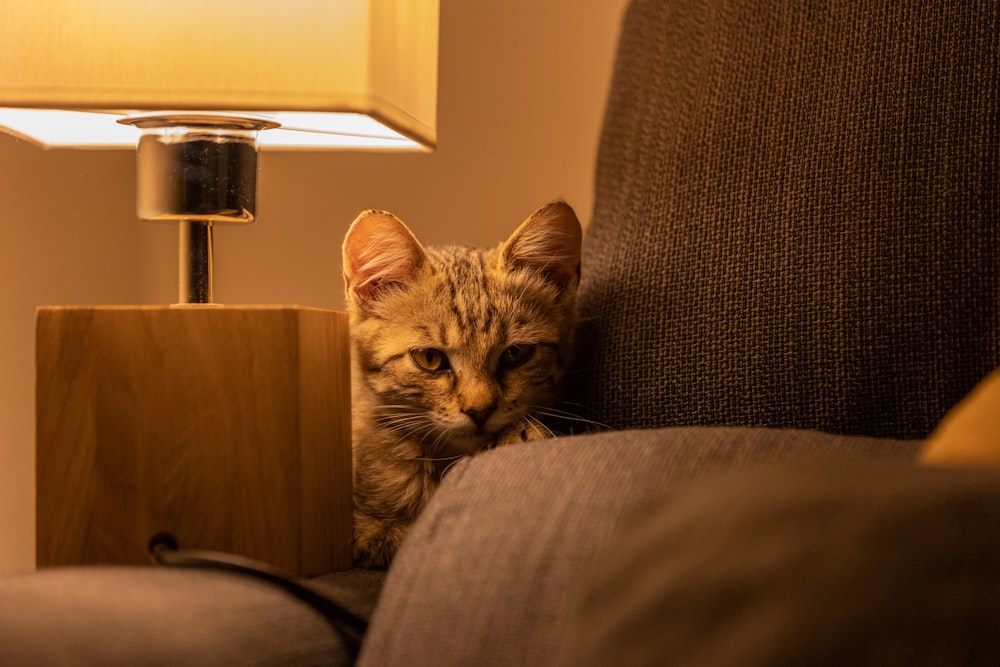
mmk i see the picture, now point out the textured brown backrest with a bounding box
[567,1,1000,439]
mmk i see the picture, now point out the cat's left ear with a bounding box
[500,200,582,294]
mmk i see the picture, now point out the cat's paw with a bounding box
[353,510,408,569]
[493,419,552,447]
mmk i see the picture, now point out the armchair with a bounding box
[3,0,999,665]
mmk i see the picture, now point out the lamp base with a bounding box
[35,305,353,576]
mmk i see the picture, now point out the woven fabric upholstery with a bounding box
[359,428,920,667]
[567,0,1000,438]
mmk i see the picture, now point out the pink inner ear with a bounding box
[503,201,583,292]
[343,211,425,301]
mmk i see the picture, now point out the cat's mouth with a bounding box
[437,430,499,456]
[438,415,533,455]
[431,419,511,455]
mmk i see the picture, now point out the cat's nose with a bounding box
[462,404,496,428]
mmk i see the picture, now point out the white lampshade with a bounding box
[0,0,438,150]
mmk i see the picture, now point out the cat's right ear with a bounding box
[343,210,426,303]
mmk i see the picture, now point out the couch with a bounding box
[3,0,1000,664]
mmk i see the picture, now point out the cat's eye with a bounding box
[500,344,536,369]
[411,348,450,372]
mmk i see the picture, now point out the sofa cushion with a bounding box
[558,463,1000,666]
[566,0,1000,438]
[358,427,919,667]
[0,566,383,667]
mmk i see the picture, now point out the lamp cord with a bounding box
[148,533,368,660]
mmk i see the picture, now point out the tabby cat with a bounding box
[342,201,582,568]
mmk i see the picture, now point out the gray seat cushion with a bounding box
[0,566,383,666]
[359,427,920,667]
[559,463,1000,666]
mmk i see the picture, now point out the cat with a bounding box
[342,201,582,568]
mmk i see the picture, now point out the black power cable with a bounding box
[148,533,368,660]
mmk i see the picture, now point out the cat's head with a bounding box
[343,201,582,456]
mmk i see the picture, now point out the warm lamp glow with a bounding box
[0,0,438,151]
[0,109,423,151]
[0,0,439,304]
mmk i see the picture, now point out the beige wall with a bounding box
[0,0,629,571]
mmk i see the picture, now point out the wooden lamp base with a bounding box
[35,305,353,576]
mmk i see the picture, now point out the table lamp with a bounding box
[0,0,438,575]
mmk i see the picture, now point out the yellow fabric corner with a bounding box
[921,368,1000,468]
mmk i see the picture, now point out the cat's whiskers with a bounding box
[425,427,458,461]
[521,413,555,439]
[405,452,465,463]
[372,404,429,426]
[405,425,468,465]
[372,407,449,453]
[375,406,464,462]
[383,420,436,444]
[376,413,428,429]
[526,405,612,432]
[372,404,422,417]
[439,456,466,476]
[391,420,442,449]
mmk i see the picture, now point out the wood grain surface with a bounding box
[36,305,352,575]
